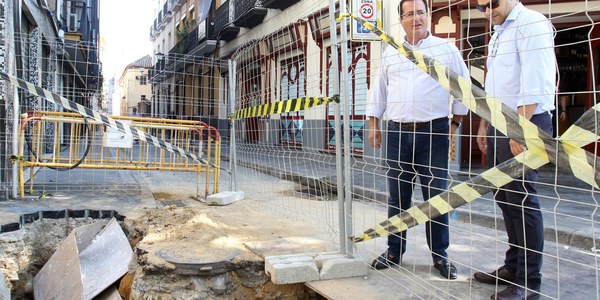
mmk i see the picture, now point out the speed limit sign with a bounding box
[351,0,383,40]
[360,3,375,20]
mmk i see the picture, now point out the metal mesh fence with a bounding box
[1,0,599,298]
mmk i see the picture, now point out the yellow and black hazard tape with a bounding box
[9,155,24,164]
[338,14,600,242]
[0,71,227,174]
[231,95,339,120]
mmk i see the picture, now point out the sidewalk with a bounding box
[232,145,600,251]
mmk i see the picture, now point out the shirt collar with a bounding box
[404,32,431,48]
[494,2,524,31]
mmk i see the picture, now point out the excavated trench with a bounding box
[0,207,325,299]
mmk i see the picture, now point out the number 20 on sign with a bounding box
[351,0,383,41]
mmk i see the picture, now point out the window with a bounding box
[280,57,306,146]
[139,75,147,85]
[325,43,370,153]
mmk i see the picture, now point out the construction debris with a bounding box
[1,271,9,300]
[33,218,132,299]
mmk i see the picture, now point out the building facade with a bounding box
[118,55,152,116]
[1,0,101,199]
[147,0,600,166]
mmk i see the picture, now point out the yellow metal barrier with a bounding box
[17,111,221,199]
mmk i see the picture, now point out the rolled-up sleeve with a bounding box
[516,18,556,107]
[366,53,388,119]
[449,46,470,116]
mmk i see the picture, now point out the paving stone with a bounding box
[318,257,367,280]
[265,254,315,277]
[206,191,245,206]
[267,261,319,284]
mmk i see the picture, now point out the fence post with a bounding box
[339,0,355,257]
[12,85,20,199]
[228,60,238,192]
[329,0,351,256]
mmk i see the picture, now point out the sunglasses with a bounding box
[476,0,500,12]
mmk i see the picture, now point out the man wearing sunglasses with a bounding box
[474,0,556,299]
[366,0,469,280]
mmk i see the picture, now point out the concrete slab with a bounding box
[266,252,368,284]
[267,261,320,284]
[314,252,346,264]
[206,191,245,206]
[265,254,316,278]
[33,218,132,300]
[318,257,368,280]
[0,271,9,300]
[313,253,368,280]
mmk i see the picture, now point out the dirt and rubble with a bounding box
[0,195,336,299]
[0,218,99,299]
[124,202,326,299]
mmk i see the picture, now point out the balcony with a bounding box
[62,41,100,89]
[191,19,217,57]
[171,27,197,55]
[62,1,97,85]
[212,0,240,42]
[150,20,160,40]
[164,11,173,23]
[150,55,167,82]
[172,0,185,11]
[261,0,300,10]
[158,11,166,30]
[233,0,268,29]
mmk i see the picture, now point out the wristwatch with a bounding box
[451,120,461,127]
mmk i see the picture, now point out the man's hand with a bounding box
[559,111,567,121]
[509,139,526,156]
[368,117,382,148]
[476,119,488,154]
[508,104,536,156]
[369,128,382,148]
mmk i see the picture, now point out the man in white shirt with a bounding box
[474,0,555,299]
[366,0,469,280]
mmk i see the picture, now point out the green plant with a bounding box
[175,19,191,54]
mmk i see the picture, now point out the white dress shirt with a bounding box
[366,33,470,122]
[485,3,556,114]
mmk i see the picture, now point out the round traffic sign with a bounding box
[360,3,375,19]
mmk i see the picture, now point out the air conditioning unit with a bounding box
[67,13,78,32]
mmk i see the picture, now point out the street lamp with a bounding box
[151,52,166,117]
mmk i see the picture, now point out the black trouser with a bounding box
[486,112,552,291]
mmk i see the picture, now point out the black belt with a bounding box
[390,117,447,130]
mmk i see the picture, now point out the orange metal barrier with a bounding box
[17,111,221,198]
